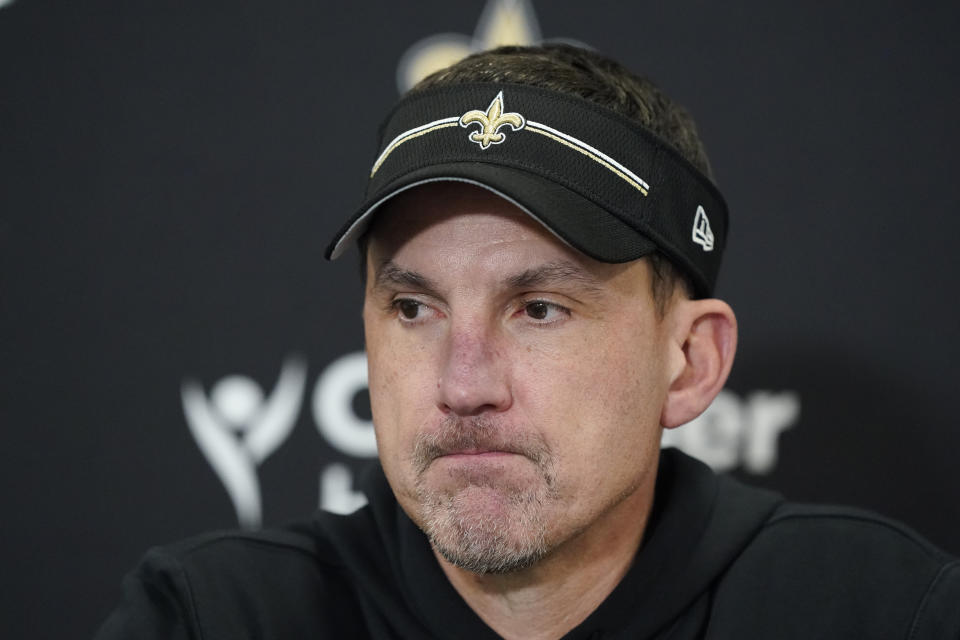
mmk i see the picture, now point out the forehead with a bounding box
[366,182,561,260]
[364,182,652,299]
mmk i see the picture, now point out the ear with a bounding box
[660,299,737,429]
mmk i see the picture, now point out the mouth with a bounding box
[422,447,531,481]
[438,449,518,460]
[428,449,530,488]
[411,415,551,476]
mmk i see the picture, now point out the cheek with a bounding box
[367,356,418,506]
[514,325,668,476]
[523,324,667,417]
[365,323,438,469]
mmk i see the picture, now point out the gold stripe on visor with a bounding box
[368,98,652,198]
[526,122,650,196]
[370,118,460,177]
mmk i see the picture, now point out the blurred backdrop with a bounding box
[1,1,958,637]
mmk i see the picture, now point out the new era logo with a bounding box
[692,205,714,252]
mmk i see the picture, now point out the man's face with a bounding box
[363,183,675,574]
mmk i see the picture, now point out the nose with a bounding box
[436,323,512,417]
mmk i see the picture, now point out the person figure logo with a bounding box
[181,357,306,528]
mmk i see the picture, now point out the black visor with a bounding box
[326,83,728,298]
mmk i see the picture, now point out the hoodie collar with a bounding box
[343,448,782,639]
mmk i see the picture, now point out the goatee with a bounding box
[411,415,558,574]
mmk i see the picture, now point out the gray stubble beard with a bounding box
[411,417,558,574]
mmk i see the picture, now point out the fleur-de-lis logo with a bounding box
[459,92,526,149]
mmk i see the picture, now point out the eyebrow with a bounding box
[505,260,605,295]
[373,259,605,298]
[373,260,441,296]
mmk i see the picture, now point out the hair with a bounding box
[413,44,713,181]
[365,44,716,312]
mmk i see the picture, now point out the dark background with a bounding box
[2,1,958,637]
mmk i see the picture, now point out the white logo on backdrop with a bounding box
[311,352,376,515]
[312,352,377,458]
[661,390,800,473]
[184,352,801,527]
[181,357,307,528]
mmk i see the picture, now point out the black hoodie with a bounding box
[95,449,960,639]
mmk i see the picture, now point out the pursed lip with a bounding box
[438,449,517,459]
[411,419,550,474]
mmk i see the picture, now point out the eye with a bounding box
[391,298,439,324]
[397,299,422,320]
[521,300,569,324]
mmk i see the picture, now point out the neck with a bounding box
[435,480,655,640]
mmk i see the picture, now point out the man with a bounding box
[97,45,960,639]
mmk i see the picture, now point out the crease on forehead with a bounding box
[365,183,641,299]
[366,181,550,256]
[372,257,609,300]
[363,178,579,255]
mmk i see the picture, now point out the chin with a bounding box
[418,483,551,574]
